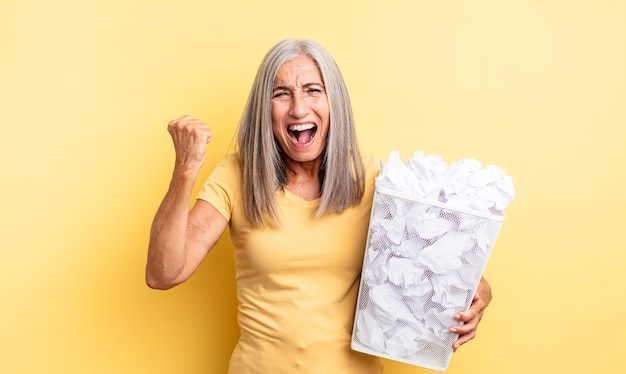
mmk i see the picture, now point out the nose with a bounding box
[289,91,309,118]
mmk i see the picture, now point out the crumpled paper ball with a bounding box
[378,150,516,215]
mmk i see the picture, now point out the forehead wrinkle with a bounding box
[273,57,323,90]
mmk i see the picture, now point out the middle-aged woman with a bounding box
[146,38,492,374]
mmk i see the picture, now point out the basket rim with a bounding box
[375,186,505,222]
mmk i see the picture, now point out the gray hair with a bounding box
[237,38,365,226]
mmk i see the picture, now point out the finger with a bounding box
[169,114,190,127]
[452,330,477,352]
[450,311,482,334]
[179,117,210,131]
[454,308,477,324]
[204,129,213,143]
[168,117,210,138]
[455,292,486,322]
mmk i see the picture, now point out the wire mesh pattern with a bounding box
[352,189,503,371]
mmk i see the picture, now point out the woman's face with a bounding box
[271,55,330,165]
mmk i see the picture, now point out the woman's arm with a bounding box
[145,115,227,289]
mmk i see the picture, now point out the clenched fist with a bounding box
[167,115,213,175]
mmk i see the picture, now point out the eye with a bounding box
[306,87,324,96]
[272,90,291,100]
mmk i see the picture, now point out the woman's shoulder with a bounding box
[213,152,240,171]
[360,152,382,177]
[221,152,239,165]
[205,152,241,185]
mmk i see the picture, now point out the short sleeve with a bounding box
[196,153,240,222]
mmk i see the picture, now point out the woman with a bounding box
[146,38,492,374]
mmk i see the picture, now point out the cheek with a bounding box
[270,106,282,133]
[312,98,330,123]
[315,106,330,127]
[271,102,286,122]
[271,121,282,140]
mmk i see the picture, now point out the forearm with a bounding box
[146,170,197,289]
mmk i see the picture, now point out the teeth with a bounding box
[288,123,316,132]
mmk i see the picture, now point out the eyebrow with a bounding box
[272,85,290,92]
[272,82,325,92]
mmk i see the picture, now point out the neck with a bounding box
[284,158,321,179]
[283,159,322,200]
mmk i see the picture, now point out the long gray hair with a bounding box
[237,38,365,226]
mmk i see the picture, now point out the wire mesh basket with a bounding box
[351,187,504,371]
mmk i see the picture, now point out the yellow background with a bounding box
[2,0,624,373]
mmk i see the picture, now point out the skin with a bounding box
[146,54,492,351]
[271,55,330,200]
[145,115,227,289]
[451,277,492,351]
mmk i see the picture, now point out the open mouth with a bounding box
[288,123,317,145]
